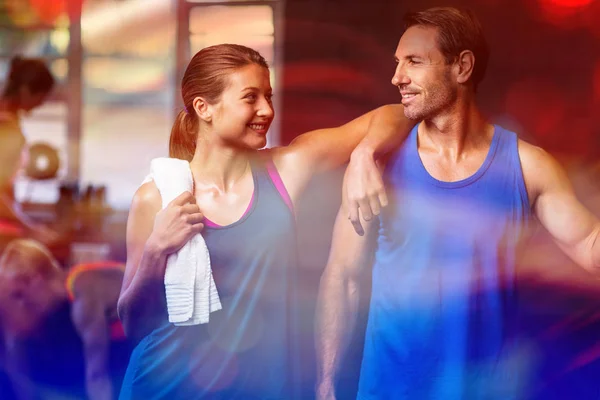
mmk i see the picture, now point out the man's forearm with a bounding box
[315,267,361,389]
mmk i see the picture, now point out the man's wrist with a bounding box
[351,142,376,162]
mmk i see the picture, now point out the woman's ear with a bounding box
[193,97,212,122]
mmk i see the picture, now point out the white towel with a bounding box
[143,157,222,325]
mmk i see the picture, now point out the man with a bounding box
[0,239,130,400]
[316,7,600,400]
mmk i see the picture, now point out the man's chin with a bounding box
[403,109,422,120]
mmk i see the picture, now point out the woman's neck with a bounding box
[189,139,252,193]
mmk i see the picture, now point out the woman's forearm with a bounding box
[118,240,167,337]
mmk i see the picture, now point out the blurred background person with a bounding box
[0,239,131,400]
[0,56,59,253]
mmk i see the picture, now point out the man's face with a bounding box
[391,25,457,120]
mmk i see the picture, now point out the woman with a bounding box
[0,56,57,252]
[117,44,411,399]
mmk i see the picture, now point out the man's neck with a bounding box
[419,96,491,161]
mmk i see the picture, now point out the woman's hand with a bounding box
[147,191,204,255]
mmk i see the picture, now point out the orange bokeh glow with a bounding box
[28,0,66,25]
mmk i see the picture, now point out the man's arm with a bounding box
[315,178,378,399]
[71,297,112,400]
[520,141,600,273]
[345,105,410,232]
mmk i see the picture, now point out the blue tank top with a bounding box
[119,157,297,400]
[358,124,531,400]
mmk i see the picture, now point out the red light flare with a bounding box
[531,0,595,28]
[594,61,600,104]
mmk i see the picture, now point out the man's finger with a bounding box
[369,195,381,216]
[358,198,373,221]
[378,190,389,208]
[348,204,364,236]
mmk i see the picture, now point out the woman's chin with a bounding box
[249,136,268,150]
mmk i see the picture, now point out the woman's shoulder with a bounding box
[131,180,161,215]
[258,146,295,171]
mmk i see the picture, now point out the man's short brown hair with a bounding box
[404,7,489,90]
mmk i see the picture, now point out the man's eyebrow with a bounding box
[394,54,423,62]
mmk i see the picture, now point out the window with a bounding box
[79,0,176,208]
[180,0,282,148]
[5,0,283,210]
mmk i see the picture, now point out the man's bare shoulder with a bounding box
[518,139,564,173]
[517,138,568,202]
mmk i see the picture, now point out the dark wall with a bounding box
[281,0,600,156]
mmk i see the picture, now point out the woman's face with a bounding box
[207,63,275,150]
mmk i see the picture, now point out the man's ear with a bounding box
[455,50,475,85]
[193,96,212,122]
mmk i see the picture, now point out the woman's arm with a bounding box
[117,184,203,340]
[270,104,411,204]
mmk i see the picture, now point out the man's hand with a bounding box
[344,145,387,236]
